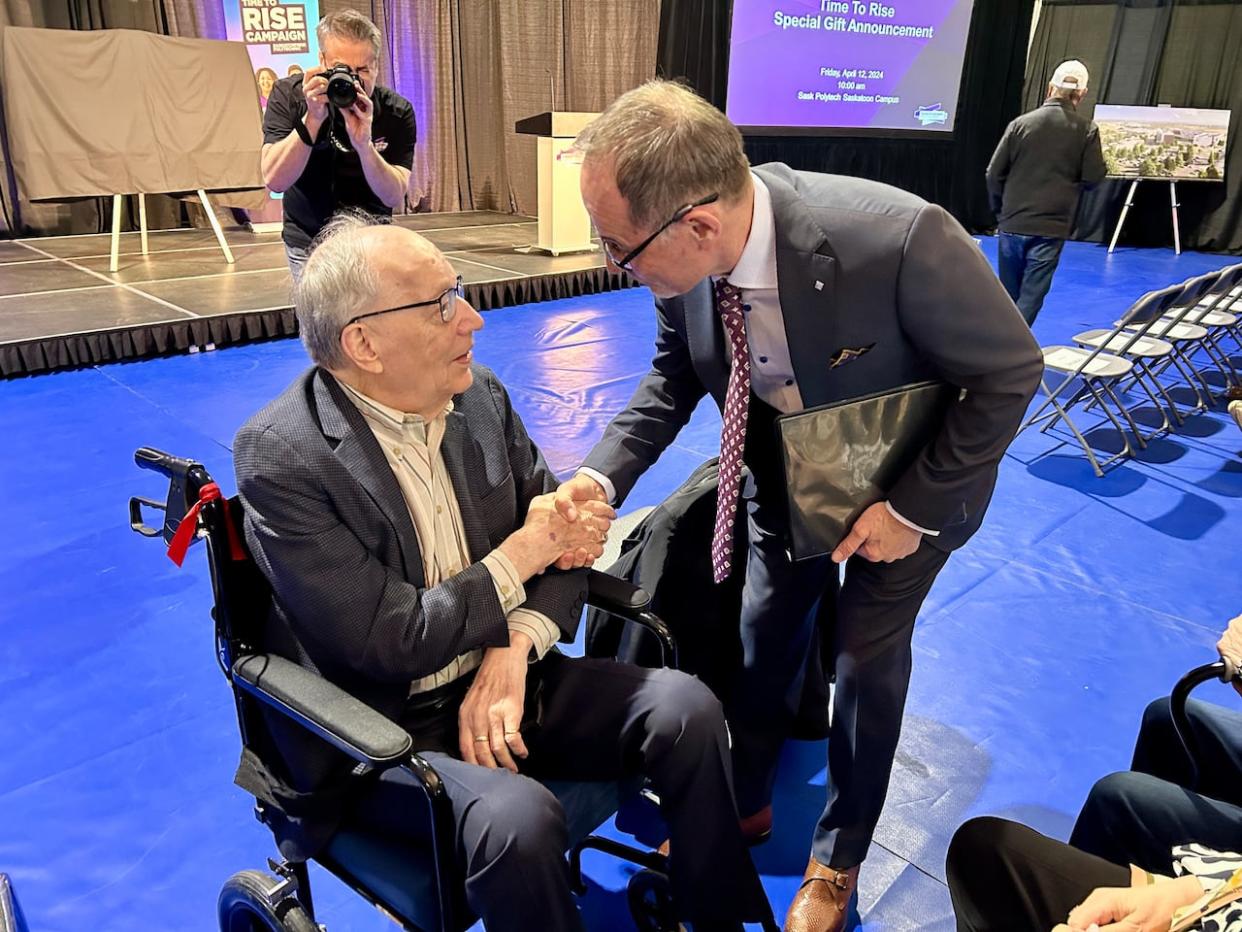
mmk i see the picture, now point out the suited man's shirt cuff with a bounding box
[507,611,560,660]
[481,550,527,614]
[576,467,616,505]
[886,501,939,537]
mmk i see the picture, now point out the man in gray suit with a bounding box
[232,218,771,931]
[555,81,1043,931]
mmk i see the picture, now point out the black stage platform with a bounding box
[0,211,630,376]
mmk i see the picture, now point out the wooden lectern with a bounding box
[514,111,599,256]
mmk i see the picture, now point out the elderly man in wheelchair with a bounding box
[133,216,775,932]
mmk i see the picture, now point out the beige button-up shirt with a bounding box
[340,381,562,694]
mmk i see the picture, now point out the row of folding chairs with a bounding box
[1021,263,1242,476]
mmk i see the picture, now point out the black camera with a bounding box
[324,64,359,108]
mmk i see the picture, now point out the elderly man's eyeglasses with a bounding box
[345,276,465,327]
[603,193,720,271]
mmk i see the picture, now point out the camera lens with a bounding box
[326,68,358,108]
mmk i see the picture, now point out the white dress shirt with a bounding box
[581,173,935,537]
[340,381,561,694]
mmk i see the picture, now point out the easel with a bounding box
[108,190,236,272]
[1108,179,1181,256]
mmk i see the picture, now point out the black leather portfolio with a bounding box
[777,381,956,560]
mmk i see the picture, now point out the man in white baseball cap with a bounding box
[985,60,1107,324]
[1051,59,1091,94]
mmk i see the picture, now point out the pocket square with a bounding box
[829,343,876,368]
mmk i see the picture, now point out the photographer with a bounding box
[261,10,416,281]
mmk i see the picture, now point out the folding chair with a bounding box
[127,446,751,932]
[1021,285,1182,476]
[1173,263,1242,371]
[1136,269,1241,404]
[1074,273,1219,425]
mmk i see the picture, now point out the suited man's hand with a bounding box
[551,473,610,570]
[459,633,532,772]
[832,501,922,564]
[501,497,616,579]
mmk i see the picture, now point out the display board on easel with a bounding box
[224,0,322,228]
[1097,105,1231,255]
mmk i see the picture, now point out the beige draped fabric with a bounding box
[3,27,263,200]
[0,0,235,235]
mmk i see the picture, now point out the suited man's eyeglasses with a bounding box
[345,276,465,328]
[604,193,720,271]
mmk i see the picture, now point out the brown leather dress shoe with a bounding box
[783,858,859,932]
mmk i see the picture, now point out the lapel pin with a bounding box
[814,280,824,291]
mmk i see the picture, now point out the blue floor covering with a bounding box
[0,237,1239,931]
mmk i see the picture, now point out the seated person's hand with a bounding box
[1057,874,1202,932]
[1218,613,1242,696]
[551,474,610,570]
[501,495,616,579]
[458,631,534,772]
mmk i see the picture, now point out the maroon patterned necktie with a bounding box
[712,279,750,584]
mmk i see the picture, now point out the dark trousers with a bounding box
[727,493,949,868]
[342,653,769,932]
[947,816,1129,932]
[1069,695,1242,873]
[997,232,1066,325]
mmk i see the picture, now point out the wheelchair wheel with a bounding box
[218,870,319,932]
[626,868,679,932]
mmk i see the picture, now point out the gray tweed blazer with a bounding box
[232,364,586,858]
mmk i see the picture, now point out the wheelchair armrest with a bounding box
[232,654,413,768]
[585,569,678,669]
[586,568,651,613]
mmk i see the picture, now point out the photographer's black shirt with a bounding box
[263,75,417,250]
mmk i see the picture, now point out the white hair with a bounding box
[294,213,382,369]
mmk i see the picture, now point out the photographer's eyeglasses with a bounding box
[603,193,720,271]
[345,276,465,328]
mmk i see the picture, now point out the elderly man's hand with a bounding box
[458,633,532,772]
[500,495,615,579]
[1218,612,1242,697]
[831,501,922,564]
[550,474,611,570]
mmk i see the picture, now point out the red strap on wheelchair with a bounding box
[166,482,245,567]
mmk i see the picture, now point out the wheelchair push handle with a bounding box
[134,447,195,479]
[1170,659,1238,793]
[130,447,213,546]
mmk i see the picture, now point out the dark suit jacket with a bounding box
[582,163,1043,553]
[232,364,587,858]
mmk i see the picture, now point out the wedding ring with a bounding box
[474,735,489,742]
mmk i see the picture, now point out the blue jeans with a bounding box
[284,241,311,285]
[997,232,1065,325]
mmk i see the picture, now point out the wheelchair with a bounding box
[128,446,700,932]
[1170,657,1242,792]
